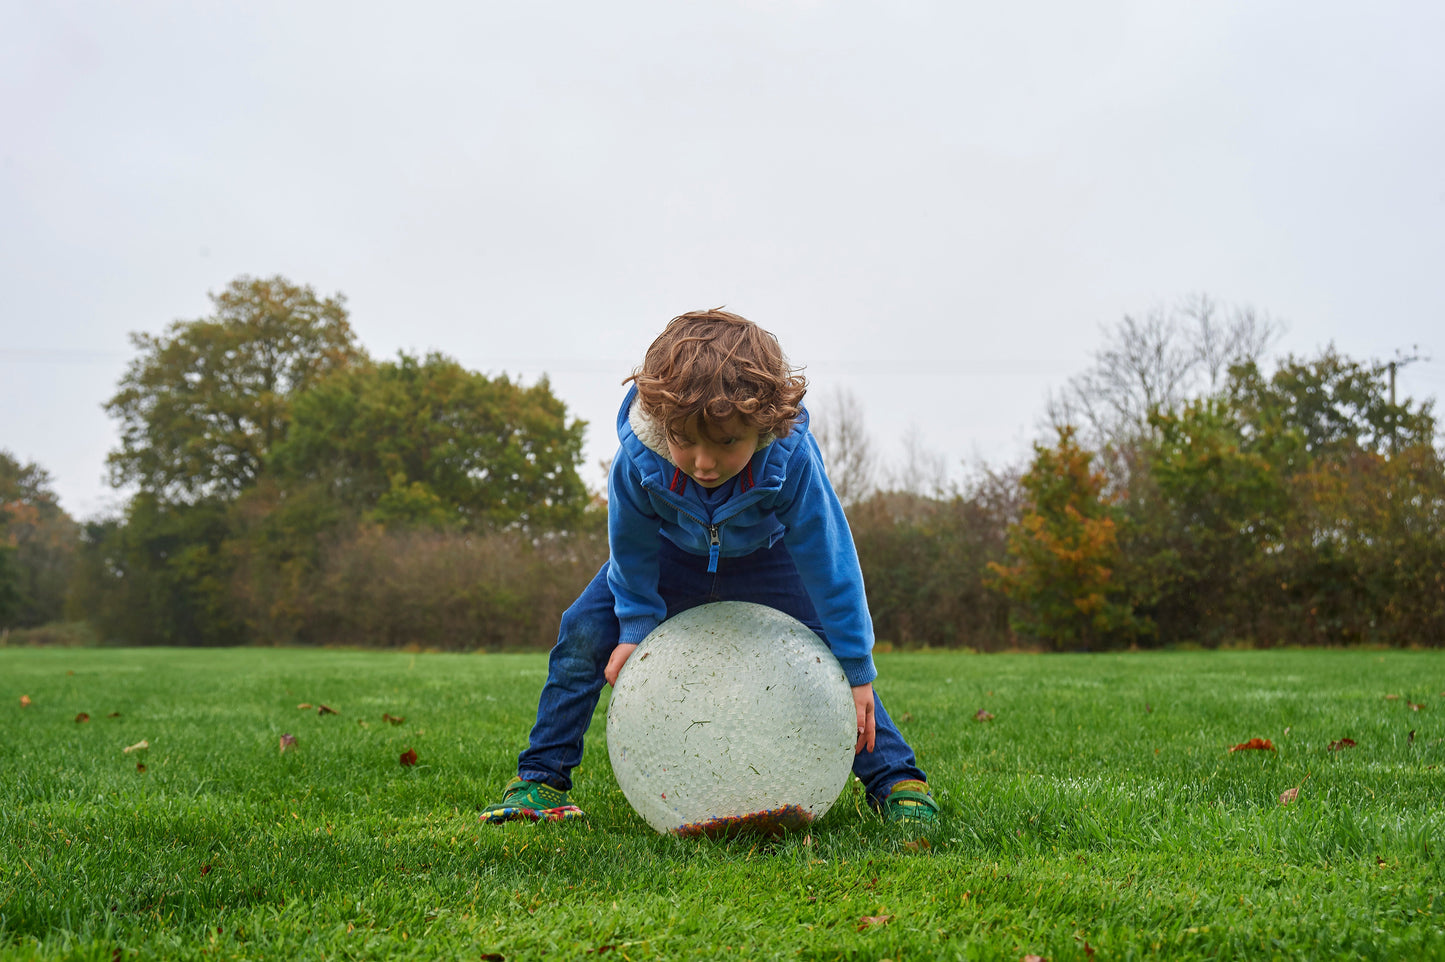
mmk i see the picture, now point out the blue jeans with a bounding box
[518,537,926,806]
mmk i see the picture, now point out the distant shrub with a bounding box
[232,516,607,650]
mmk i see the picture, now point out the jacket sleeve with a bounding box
[606,453,667,645]
[773,433,878,686]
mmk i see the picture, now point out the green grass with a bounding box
[3,647,1443,961]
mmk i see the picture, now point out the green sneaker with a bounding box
[882,779,939,825]
[480,777,585,824]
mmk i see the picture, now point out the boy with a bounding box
[482,309,937,826]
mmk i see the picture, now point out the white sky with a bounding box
[3,0,1443,518]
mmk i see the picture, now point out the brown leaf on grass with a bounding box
[857,914,893,931]
[108,712,120,718]
[1408,730,1415,744]
[975,709,995,721]
[904,838,932,852]
[20,695,31,708]
[76,713,90,723]
[382,713,405,725]
[296,703,312,710]
[1279,787,1299,805]
[480,954,505,961]
[1023,955,1049,962]
[1328,738,1357,751]
[136,763,147,773]
[1145,702,1153,714]
[122,739,149,754]
[1384,694,1400,700]
[200,864,211,875]
[1408,702,1424,712]
[399,748,418,766]
[279,733,297,753]
[317,705,337,716]
[1074,935,1096,956]
[1228,738,1275,752]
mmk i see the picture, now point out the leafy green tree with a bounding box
[104,276,365,503]
[272,352,589,531]
[0,451,78,628]
[987,427,1147,649]
[1126,399,1293,645]
[1228,348,1434,457]
[68,496,239,646]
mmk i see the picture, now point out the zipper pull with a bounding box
[707,525,720,573]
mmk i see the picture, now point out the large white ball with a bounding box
[606,601,857,837]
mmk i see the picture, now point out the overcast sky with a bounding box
[3,0,1443,518]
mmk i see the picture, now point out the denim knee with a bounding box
[550,602,613,687]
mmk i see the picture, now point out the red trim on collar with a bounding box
[669,467,688,494]
[739,463,755,493]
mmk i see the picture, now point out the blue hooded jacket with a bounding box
[606,385,878,686]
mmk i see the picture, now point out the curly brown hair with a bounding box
[625,308,808,442]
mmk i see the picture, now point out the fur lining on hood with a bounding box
[626,396,774,465]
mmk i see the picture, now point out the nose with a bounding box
[694,448,716,470]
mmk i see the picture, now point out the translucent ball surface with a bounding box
[606,602,856,836]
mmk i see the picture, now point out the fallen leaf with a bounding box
[279,733,297,753]
[20,695,31,708]
[904,838,932,852]
[480,955,505,962]
[1023,955,1048,962]
[136,763,147,773]
[201,864,211,875]
[382,713,405,725]
[1279,787,1299,805]
[317,705,337,716]
[1283,726,1291,736]
[975,709,995,722]
[76,713,90,723]
[297,703,312,710]
[399,748,418,766]
[857,914,893,931]
[108,712,120,718]
[1144,702,1153,713]
[1384,694,1400,700]
[1408,702,1423,712]
[123,739,149,754]
[1228,738,1275,752]
[1408,730,1415,744]
[1074,936,1096,957]
[899,712,914,723]
[1328,738,1356,751]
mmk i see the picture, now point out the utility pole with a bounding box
[1387,347,1426,453]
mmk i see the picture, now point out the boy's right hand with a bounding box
[605,643,638,686]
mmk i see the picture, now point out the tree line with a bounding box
[2,281,1440,650]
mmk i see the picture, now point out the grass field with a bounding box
[3,646,1443,961]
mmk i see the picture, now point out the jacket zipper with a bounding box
[641,481,729,573]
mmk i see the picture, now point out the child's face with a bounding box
[667,414,760,489]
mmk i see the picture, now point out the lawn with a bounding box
[3,646,1442,961]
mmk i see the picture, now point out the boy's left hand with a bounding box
[852,683,875,753]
